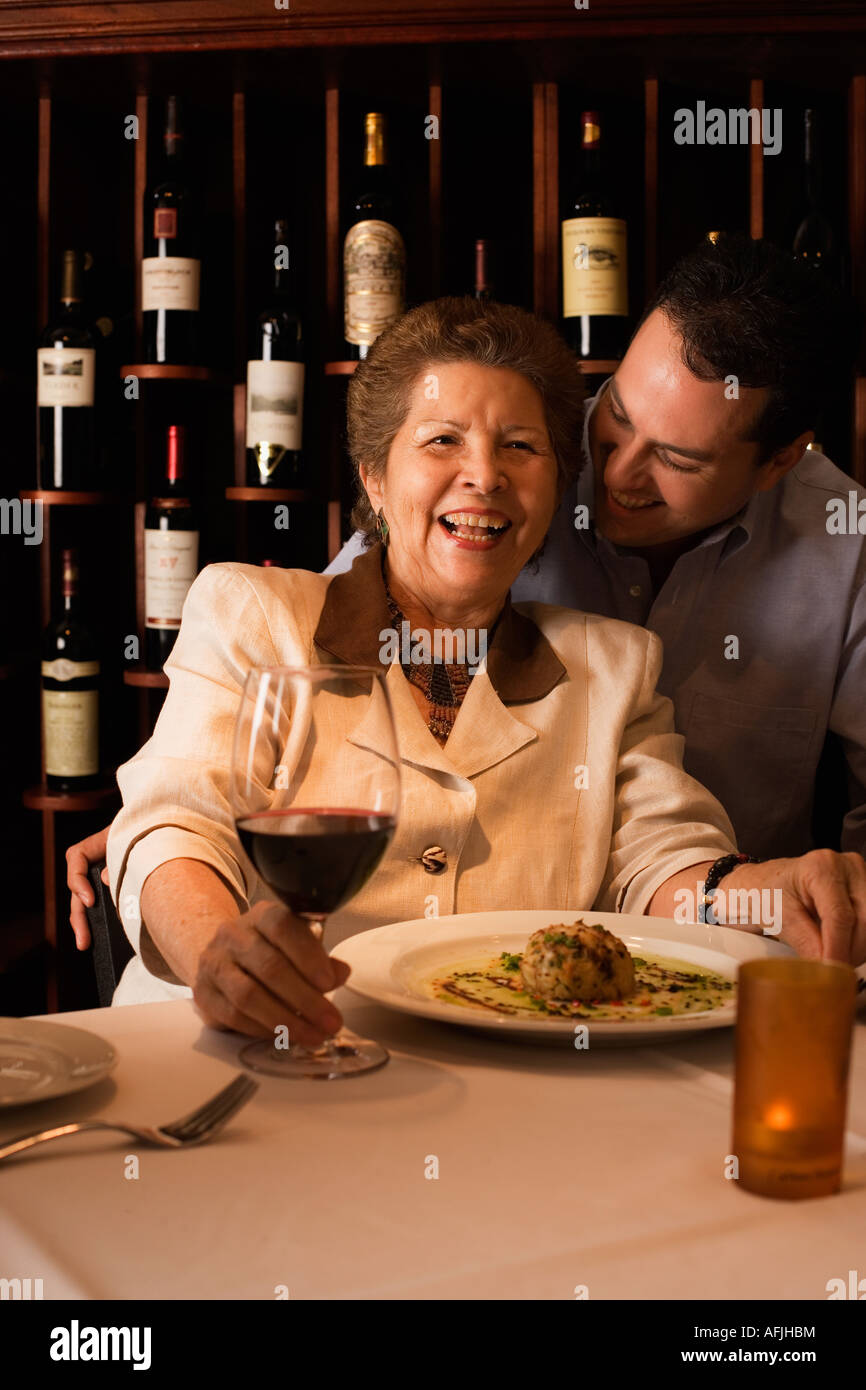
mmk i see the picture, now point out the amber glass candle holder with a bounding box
[732,958,857,1200]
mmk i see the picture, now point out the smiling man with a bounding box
[512,235,863,860]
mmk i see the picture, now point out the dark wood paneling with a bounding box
[2,0,866,59]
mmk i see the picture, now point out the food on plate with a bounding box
[519,920,636,1002]
[422,922,735,1022]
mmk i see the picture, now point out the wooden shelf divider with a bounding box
[23,783,120,813]
[532,80,559,323]
[225,487,315,503]
[123,668,170,688]
[20,490,128,506]
[644,76,659,299]
[749,77,765,239]
[849,74,866,484]
[119,363,229,383]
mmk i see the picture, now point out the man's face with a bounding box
[591,308,775,548]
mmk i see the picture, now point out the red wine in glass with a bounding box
[236,809,396,917]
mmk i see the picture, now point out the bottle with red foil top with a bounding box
[144,425,200,670]
[41,548,101,792]
[142,94,200,364]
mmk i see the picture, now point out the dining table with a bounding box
[2,986,865,1301]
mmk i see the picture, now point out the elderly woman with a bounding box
[99,297,860,1038]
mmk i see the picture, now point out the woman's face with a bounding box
[361,361,560,618]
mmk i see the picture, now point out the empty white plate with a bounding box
[0,1018,117,1106]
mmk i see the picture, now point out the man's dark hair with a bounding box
[641,234,859,459]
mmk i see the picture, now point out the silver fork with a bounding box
[0,1073,258,1161]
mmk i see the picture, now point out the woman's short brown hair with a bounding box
[346,296,587,543]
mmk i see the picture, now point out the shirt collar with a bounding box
[314,541,566,704]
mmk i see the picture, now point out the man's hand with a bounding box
[193,900,352,1045]
[720,850,866,965]
[65,825,112,951]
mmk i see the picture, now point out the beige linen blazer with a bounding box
[107,543,736,1004]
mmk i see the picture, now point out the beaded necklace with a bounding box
[385,587,475,745]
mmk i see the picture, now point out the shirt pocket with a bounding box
[684,692,817,849]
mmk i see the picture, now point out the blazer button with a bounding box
[418,846,447,875]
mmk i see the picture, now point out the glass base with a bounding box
[239,1030,389,1080]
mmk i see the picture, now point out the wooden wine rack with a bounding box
[1,0,864,1010]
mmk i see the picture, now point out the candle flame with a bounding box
[765,1102,794,1130]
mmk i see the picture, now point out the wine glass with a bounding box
[230,665,400,1079]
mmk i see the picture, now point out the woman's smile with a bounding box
[438,507,513,548]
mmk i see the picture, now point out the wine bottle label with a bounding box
[142,257,201,312]
[343,219,405,346]
[144,528,199,627]
[41,658,100,681]
[42,688,99,777]
[36,348,95,407]
[561,217,628,318]
[246,360,305,452]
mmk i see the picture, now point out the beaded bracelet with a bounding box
[698,852,763,924]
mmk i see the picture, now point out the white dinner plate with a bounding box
[340,909,795,1045]
[0,1018,117,1106]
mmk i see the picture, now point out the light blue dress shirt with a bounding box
[326,387,866,859]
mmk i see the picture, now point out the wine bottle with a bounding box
[246,218,305,486]
[144,425,200,669]
[142,95,200,364]
[561,110,628,360]
[473,238,494,301]
[343,112,406,360]
[37,250,97,490]
[793,109,840,281]
[41,549,100,792]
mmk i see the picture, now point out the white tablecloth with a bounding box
[2,993,865,1300]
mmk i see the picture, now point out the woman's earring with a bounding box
[376,509,390,546]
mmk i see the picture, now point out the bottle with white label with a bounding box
[343,112,406,360]
[37,250,98,490]
[42,549,100,792]
[561,110,629,361]
[142,95,200,365]
[246,217,305,486]
[144,425,200,670]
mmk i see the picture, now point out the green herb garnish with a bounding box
[499,952,522,972]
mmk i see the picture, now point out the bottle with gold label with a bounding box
[561,110,628,361]
[41,549,100,792]
[343,112,406,360]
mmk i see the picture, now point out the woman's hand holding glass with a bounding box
[192,900,352,1047]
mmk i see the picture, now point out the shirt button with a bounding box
[629,584,642,597]
[418,846,447,874]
